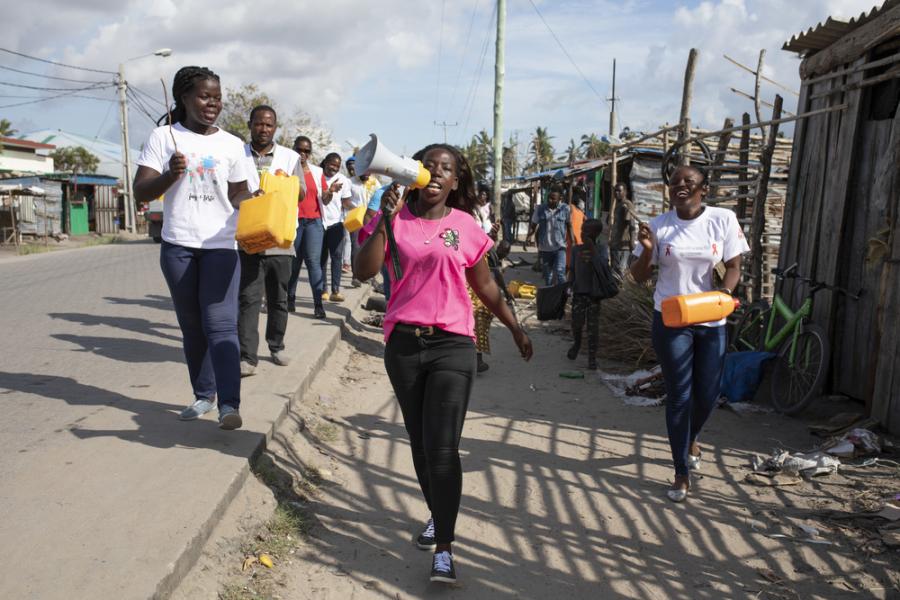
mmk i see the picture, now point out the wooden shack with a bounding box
[779,0,900,433]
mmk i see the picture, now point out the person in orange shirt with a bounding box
[566,191,586,268]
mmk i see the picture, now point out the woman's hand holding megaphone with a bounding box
[380,182,408,219]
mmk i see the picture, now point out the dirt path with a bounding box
[175,282,898,600]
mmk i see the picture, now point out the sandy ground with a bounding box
[174,261,899,600]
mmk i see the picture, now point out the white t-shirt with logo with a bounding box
[242,143,301,193]
[137,123,248,250]
[321,172,352,228]
[633,206,749,326]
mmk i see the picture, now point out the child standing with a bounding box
[567,219,608,370]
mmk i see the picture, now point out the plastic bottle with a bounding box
[661,291,740,327]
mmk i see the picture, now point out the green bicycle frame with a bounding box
[763,295,812,357]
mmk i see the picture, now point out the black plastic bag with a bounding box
[536,282,569,320]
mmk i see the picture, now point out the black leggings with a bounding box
[384,328,476,544]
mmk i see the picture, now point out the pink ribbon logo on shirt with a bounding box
[712,243,719,256]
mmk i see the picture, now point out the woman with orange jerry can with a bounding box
[630,164,749,502]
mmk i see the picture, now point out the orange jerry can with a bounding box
[661,291,740,327]
[236,171,300,254]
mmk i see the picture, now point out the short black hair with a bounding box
[319,152,341,168]
[673,164,709,184]
[249,104,276,123]
[583,218,603,235]
[293,135,312,147]
[548,184,564,195]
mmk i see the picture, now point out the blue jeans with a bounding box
[288,218,325,305]
[539,248,566,287]
[159,241,241,409]
[651,311,726,475]
[320,222,345,294]
[502,218,515,242]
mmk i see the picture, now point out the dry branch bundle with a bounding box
[598,277,657,367]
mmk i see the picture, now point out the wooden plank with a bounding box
[681,103,848,144]
[751,95,783,300]
[800,3,900,79]
[869,104,900,432]
[805,50,900,86]
[812,59,866,390]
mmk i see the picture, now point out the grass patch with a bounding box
[219,581,276,600]
[17,244,53,255]
[311,419,339,442]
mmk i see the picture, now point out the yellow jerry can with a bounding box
[236,171,300,254]
[343,203,367,233]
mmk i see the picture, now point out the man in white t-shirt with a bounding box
[237,105,301,376]
[345,156,371,287]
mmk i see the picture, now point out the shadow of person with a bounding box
[49,312,182,343]
[0,371,262,456]
[51,333,184,364]
[102,294,174,311]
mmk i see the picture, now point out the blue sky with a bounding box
[0,0,882,161]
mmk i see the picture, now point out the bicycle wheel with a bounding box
[729,300,769,352]
[769,323,829,415]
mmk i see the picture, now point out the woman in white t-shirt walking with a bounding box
[630,165,749,502]
[133,66,253,430]
[319,152,352,302]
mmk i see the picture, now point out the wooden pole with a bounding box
[491,0,506,221]
[751,95,783,301]
[678,48,699,165]
[723,54,799,96]
[737,113,751,220]
[707,117,735,199]
[662,126,670,211]
[754,49,766,139]
[608,151,618,227]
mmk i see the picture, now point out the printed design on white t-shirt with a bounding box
[440,228,460,251]
[185,153,223,203]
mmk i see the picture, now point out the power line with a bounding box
[0,64,107,84]
[432,0,447,133]
[0,85,114,109]
[126,88,160,124]
[525,0,607,104]
[0,47,116,75]
[459,2,497,139]
[446,0,481,120]
[130,84,165,108]
[0,80,112,92]
[93,95,117,140]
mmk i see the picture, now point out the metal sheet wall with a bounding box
[94,185,119,234]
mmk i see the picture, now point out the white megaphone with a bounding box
[354,134,431,189]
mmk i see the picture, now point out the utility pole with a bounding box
[491,0,506,220]
[117,64,136,234]
[608,58,619,137]
[433,120,458,144]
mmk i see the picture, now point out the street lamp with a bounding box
[117,48,172,234]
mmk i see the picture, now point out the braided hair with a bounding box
[408,144,477,216]
[157,66,220,126]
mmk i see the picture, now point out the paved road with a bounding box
[0,240,369,599]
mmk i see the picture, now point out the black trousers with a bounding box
[238,251,292,365]
[384,328,476,544]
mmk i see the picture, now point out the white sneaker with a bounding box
[430,551,456,583]
[179,399,214,421]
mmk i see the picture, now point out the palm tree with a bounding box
[527,126,554,174]
[565,138,581,164]
[502,134,520,178]
[580,133,610,160]
[461,131,492,183]
[0,119,17,137]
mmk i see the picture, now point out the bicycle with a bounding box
[729,263,862,415]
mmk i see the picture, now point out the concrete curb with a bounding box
[151,286,373,600]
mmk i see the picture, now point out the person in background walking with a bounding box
[288,135,337,319]
[237,105,301,377]
[500,189,517,242]
[567,218,608,370]
[566,191,586,268]
[527,185,573,286]
[345,156,371,288]
[354,143,533,584]
[610,182,638,276]
[319,152,352,302]
[363,182,399,301]
[133,65,253,430]
[630,165,748,502]
[471,182,499,372]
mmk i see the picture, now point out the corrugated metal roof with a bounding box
[783,0,898,55]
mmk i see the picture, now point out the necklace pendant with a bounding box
[424,240,431,245]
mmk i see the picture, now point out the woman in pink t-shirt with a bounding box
[355,144,532,584]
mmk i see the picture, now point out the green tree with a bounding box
[580,133,610,159]
[527,126,554,174]
[460,129,493,183]
[565,138,581,164]
[219,83,336,163]
[0,119,17,137]
[50,146,100,174]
